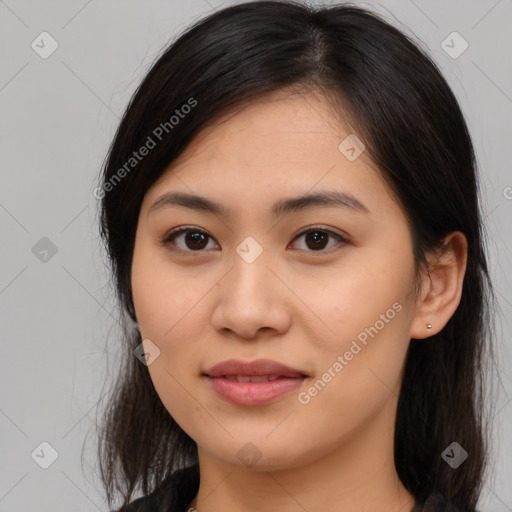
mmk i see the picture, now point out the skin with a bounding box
[131,88,467,512]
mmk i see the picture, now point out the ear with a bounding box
[410,231,468,339]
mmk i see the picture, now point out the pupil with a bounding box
[187,232,207,249]
[307,231,327,250]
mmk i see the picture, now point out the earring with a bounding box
[427,323,432,329]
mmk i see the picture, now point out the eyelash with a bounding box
[160,225,349,256]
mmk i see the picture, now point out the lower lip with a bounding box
[205,376,306,406]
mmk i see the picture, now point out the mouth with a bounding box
[220,374,290,382]
[204,358,308,378]
[203,359,308,406]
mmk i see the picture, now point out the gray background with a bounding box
[0,0,511,510]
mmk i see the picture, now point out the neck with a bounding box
[187,400,416,512]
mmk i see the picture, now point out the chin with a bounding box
[199,435,319,472]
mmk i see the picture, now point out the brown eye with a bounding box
[305,230,329,250]
[161,226,348,255]
[290,227,348,253]
[161,227,218,252]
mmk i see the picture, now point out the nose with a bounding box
[210,249,292,341]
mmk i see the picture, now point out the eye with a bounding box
[289,227,348,254]
[160,226,348,254]
[160,226,219,252]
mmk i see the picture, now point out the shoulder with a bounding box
[109,464,199,512]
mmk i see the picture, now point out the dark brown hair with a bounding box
[95,1,496,510]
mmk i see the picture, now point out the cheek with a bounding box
[296,246,415,413]
[305,250,414,351]
[296,298,412,442]
[132,240,201,336]
[131,243,214,393]
[131,250,212,437]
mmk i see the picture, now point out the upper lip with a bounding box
[204,358,307,378]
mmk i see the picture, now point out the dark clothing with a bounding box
[112,465,199,512]
[112,464,471,512]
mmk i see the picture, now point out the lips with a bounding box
[203,359,308,406]
[205,358,307,379]
[224,374,281,382]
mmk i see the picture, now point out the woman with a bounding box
[96,1,495,511]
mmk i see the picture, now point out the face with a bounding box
[131,89,419,472]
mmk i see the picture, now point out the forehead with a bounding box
[171,90,350,167]
[143,90,396,219]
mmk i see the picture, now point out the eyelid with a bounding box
[290,225,350,243]
[289,226,349,255]
[160,225,350,254]
[160,225,216,250]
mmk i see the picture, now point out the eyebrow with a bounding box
[149,190,370,218]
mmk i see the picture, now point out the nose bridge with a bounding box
[211,236,290,338]
[229,234,275,302]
